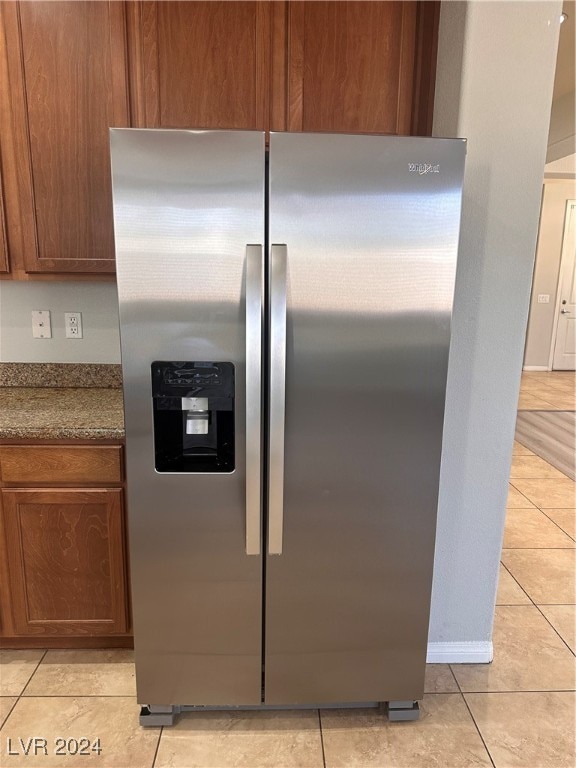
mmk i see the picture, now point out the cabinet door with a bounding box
[1,489,128,636]
[0,1,129,274]
[280,1,428,135]
[127,1,272,130]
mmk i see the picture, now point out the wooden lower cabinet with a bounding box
[0,444,132,648]
[1,489,127,637]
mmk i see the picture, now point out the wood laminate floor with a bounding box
[516,411,576,480]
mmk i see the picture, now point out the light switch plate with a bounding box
[537,294,550,304]
[32,310,52,339]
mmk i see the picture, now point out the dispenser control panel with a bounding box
[151,361,235,473]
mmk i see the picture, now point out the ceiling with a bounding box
[553,1,575,101]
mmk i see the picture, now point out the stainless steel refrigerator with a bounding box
[110,129,465,725]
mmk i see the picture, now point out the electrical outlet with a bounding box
[32,310,52,339]
[65,312,83,339]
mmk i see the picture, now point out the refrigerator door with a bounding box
[111,129,265,706]
[266,133,465,704]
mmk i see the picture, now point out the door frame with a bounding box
[549,199,576,370]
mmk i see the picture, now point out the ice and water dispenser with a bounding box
[151,362,235,473]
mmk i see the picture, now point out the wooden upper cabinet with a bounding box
[280,1,422,135]
[128,1,272,130]
[0,0,438,277]
[128,0,438,136]
[0,1,130,273]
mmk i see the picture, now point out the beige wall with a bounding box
[0,281,121,362]
[547,91,576,163]
[524,178,576,368]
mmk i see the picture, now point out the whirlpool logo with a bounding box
[408,162,440,175]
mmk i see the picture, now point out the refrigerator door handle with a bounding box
[245,244,263,556]
[268,244,288,555]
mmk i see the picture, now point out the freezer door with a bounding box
[111,129,265,706]
[266,133,465,704]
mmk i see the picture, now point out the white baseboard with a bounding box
[426,641,493,664]
[522,365,550,371]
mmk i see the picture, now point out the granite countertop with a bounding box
[0,364,125,441]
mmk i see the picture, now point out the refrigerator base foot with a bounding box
[140,705,181,727]
[387,700,420,721]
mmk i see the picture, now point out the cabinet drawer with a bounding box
[0,446,123,485]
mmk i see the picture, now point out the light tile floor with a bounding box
[518,370,576,411]
[0,373,574,767]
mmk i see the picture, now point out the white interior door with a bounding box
[553,200,576,370]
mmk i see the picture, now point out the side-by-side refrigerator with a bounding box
[110,130,466,725]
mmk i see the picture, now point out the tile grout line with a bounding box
[500,546,574,549]
[510,469,573,480]
[0,695,20,731]
[533,604,576,658]
[520,405,575,412]
[517,381,575,398]
[5,688,575,697]
[517,401,564,411]
[510,480,575,501]
[151,725,163,768]
[18,649,48,698]
[500,561,536,607]
[509,493,575,514]
[537,508,576,542]
[495,603,535,607]
[529,602,576,606]
[16,694,137,698]
[445,688,575,694]
[508,481,540,508]
[317,709,327,768]
[499,562,575,657]
[448,666,496,768]
[511,475,573,481]
[446,664,459,689]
